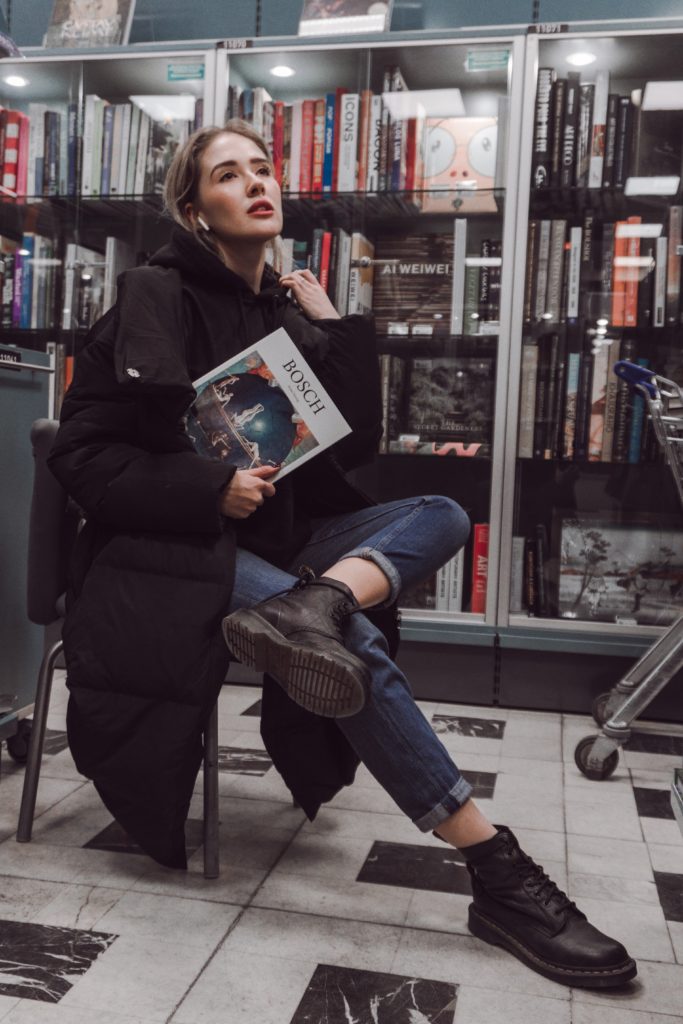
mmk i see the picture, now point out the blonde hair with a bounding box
[162,119,273,249]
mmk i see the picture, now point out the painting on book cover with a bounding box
[44,0,135,48]
[398,355,494,455]
[187,349,319,475]
[145,117,191,194]
[556,512,683,625]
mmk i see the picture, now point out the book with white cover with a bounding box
[337,92,359,191]
[187,327,350,480]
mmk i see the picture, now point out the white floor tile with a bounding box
[573,960,683,1016]
[2,1005,158,1024]
[668,921,683,965]
[253,870,414,927]
[567,896,674,963]
[572,1003,683,1024]
[647,842,683,874]
[568,872,661,908]
[641,818,683,847]
[453,985,570,1023]
[567,834,654,881]
[0,997,19,1023]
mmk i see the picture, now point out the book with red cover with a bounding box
[312,98,326,194]
[319,230,332,293]
[271,101,285,187]
[471,523,490,614]
[299,99,315,193]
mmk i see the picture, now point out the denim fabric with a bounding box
[228,495,474,830]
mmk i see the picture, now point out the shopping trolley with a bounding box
[574,361,683,830]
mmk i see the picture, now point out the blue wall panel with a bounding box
[539,0,683,20]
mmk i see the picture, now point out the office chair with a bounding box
[16,418,220,878]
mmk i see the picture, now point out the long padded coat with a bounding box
[48,229,398,868]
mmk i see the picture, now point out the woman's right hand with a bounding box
[219,466,279,519]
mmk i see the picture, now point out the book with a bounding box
[450,219,467,335]
[602,93,619,187]
[422,116,498,214]
[549,78,566,187]
[401,354,495,455]
[518,340,539,459]
[532,68,556,188]
[560,72,580,188]
[103,236,136,312]
[337,92,359,192]
[509,536,526,613]
[576,83,595,188]
[44,0,136,47]
[347,232,374,315]
[471,523,490,614]
[186,327,350,480]
[588,69,610,188]
[372,232,454,336]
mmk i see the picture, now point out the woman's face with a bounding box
[191,131,283,248]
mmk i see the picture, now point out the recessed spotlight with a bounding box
[566,52,597,67]
[270,65,295,78]
[4,75,28,87]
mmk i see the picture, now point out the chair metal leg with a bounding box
[203,701,220,879]
[17,639,63,843]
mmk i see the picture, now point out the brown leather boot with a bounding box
[463,826,637,988]
[222,574,370,718]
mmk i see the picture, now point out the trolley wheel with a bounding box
[591,692,613,727]
[574,735,619,781]
[6,720,32,764]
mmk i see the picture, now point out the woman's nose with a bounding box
[246,174,265,193]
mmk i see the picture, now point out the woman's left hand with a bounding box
[279,268,341,320]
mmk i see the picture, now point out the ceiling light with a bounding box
[566,52,597,67]
[270,65,295,78]
[3,75,28,87]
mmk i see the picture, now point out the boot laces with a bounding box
[509,841,575,911]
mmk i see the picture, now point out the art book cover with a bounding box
[422,117,498,214]
[390,355,495,456]
[186,327,350,480]
[372,233,454,337]
[44,0,135,48]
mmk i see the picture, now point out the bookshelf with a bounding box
[499,26,683,713]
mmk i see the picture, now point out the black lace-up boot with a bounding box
[222,572,370,718]
[462,826,637,988]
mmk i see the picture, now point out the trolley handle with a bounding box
[614,360,657,398]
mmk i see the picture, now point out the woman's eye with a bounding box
[220,171,235,181]
[258,166,272,176]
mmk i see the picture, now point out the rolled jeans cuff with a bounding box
[337,546,401,607]
[414,776,474,832]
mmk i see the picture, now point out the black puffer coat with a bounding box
[49,229,397,868]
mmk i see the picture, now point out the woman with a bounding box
[49,120,635,990]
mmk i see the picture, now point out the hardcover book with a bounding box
[421,117,498,213]
[44,0,135,48]
[186,327,350,480]
[372,232,454,336]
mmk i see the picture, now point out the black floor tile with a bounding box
[462,769,497,800]
[633,787,675,820]
[0,919,116,1002]
[624,732,683,756]
[242,699,262,717]
[653,871,683,923]
[217,746,272,775]
[356,840,472,895]
[84,818,204,856]
[431,715,505,739]
[290,964,457,1024]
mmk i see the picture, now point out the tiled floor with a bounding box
[0,673,681,1023]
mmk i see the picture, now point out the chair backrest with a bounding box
[26,418,80,626]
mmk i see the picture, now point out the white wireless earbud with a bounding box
[197,215,210,231]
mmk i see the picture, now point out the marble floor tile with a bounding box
[252,870,414,927]
[29,884,127,932]
[568,872,661,908]
[572,1004,683,1024]
[653,871,683,923]
[433,703,510,722]
[566,896,674,963]
[356,840,471,895]
[28,784,122,848]
[563,760,632,788]
[94,890,237,949]
[634,786,676,819]
[641,817,683,846]
[668,920,683,964]
[453,985,571,1024]
[431,714,506,740]
[564,788,643,841]
[0,839,149,890]
[622,749,683,772]
[630,766,678,788]
[0,776,86,837]
[301,806,434,846]
[496,756,564,781]
[2,1007,159,1024]
[220,907,404,974]
[0,877,67,923]
[567,834,654,881]
[289,963,457,1024]
[404,889,472,936]
[0,996,19,1022]
[647,842,683,875]
[0,918,116,1002]
[171,949,319,1024]
[83,818,204,858]
[572,960,683,1016]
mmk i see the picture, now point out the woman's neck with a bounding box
[215,240,267,294]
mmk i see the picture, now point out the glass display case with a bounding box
[503,28,683,647]
[218,34,525,631]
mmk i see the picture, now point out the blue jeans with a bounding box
[228,495,474,831]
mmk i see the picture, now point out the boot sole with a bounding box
[222,610,369,718]
[468,905,637,989]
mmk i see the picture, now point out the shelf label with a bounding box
[0,348,21,370]
[167,62,205,81]
[528,23,568,34]
[220,38,252,49]
[466,48,510,72]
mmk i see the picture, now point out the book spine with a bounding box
[566,226,582,319]
[288,100,303,194]
[312,98,325,194]
[322,93,335,193]
[523,219,538,323]
[587,341,611,460]
[319,230,332,292]
[337,92,359,192]
[611,220,628,326]
[450,218,467,335]
[509,536,526,613]
[448,550,465,612]
[532,335,551,459]
[588,69,610,187]
[549,78,566,187]
[534,219,552,320]
[560,73,580,188]
[67,101,78,196]
[576,83,595,188]
[378,66,392,192]
[356,89,372,192]
[546,219,567,322]
[19,233,35,329]
[562,350,581,459]
[574,345,593,461]
[637,237,655,326]
[272,101,285,187]
[653,234,668,327]
[532,68,555,188]
[601,338,621,461]
[627,358,650,463]
[623,218,641,328]
[534,524,549,616]
[100,103,114,195]
[379,352,391,454]
[389,67,407,191]
[614,96,633,189]
[310,227,324,280]
[133,112,151,195]
[470,524,490,614]
[612,337,636,461]
[44,111,60,195]
[524,536,537,615]
[1,252,14,327]
[299,99,315,194]
[518,341,538,459]
[435,559,451,611]
[366,94,383,192]
[602,93,619,187]
[666,205,683,325]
